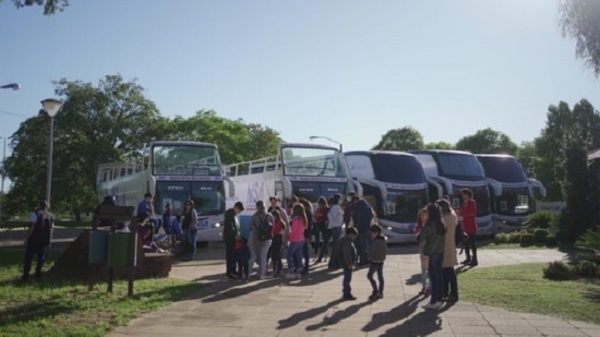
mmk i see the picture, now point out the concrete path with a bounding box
[110,247,600,337]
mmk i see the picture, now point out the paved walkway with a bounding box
[110,247,600,337]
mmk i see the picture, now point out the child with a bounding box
[286,204,307,279]
[341,226,358,300]
[367,224,387,300]
[415,208,430,296]
[234,237,250,281]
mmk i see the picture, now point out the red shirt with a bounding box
[458,199,478,234]
[272,218,284,237]
[314,206,328,224]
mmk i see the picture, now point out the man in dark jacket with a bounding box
[223,202,244,279]
[21,200,53,282]
[351,196,374,266]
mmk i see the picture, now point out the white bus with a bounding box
[476,154,546,233]
[96,141,234,245]
[345,151,429,243]
[225,143,361,237]
[410,150,495,236]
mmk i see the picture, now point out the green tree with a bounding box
[455,128,518,155]
[167,111,281,165]
[4,74,162,219]
[425,141,454,150]
[516,141,539,177]
[372,126,424,151]
[2,0,68,15]
[534,99,600,201]
[559,0,600,76]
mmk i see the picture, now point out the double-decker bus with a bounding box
[225,143,360,237]
[410,150,495,236]
[96,141,234,245]
[345,151,428,243]
[476,154,546,233]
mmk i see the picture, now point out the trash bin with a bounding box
[89,230,109,265]
[107,232,132,266]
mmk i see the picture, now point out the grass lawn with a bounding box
[458,263,600,324]
[0,249,201,337]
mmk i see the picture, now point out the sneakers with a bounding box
[469,260,478,267]
[422,302,442,310]
[343,294,357,301]
[369,292,383,301]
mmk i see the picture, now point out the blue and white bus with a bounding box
[225,143,361,237]
[96,141,235,244]
[345,151,429,243]
[410,150,495,236]
[476,154,546,233]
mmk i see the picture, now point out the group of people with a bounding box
[415,188,479,310]
[221,193,387,301]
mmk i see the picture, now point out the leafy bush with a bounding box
[509,232,522,244]
[543,261,573,281]
[574,260,600,278]
[577,228,600,252]
[494,233,509,244]
[526,211,558,229]
[545,235,558,247]
[520,233,536,247]
[534,228,550,243]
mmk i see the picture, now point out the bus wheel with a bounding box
[196,241,209,249]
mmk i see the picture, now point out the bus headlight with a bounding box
[214,222,221,228]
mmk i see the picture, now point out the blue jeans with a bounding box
[286,241,304,273]
[367,262,384,293]
[428,253,444,303]
[182,229,197,259]
[343,266,353,296]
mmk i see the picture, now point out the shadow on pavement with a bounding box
[362,294,425,332]
[277,298,346,330]
[305,300,372,331]
[379,301,456,337]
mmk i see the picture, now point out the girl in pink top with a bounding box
[286,204,307,278]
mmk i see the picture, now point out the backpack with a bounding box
[455,222,469,246]
[257,214,273,241]
[29,211,53,245]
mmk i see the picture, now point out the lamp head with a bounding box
[41,98,63,117]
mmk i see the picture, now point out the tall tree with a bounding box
[516,141,538,177]
[167,111,281,165]
[2,0,68,14]
[455,128,518,155]
[372,126,424,151]
[4,74,162,219]
[559,0,600,76]
[534,99,600,201]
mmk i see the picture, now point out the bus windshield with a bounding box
[155,181,225,216]
[494,187,530,215]
[384,189,428,223]
[437,153,485,181]
[372,154,426,184]
[153,144,222,176]
[478,156,528,183]
[282,147,346,178]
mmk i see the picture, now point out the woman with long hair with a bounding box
[419,203,446,310]
[286,203,307,279]
[437,199,459,302]
[181,199,198,261]
[414,207,430,296]
[314,196,331,263]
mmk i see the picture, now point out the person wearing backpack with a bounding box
[21,200,54,282]
[250,200,273,279]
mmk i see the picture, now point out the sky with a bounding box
[1,0,599,178]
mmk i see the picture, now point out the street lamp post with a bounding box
[0,136,5,222]
[41,98,63,209]
[309,135,343,152]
